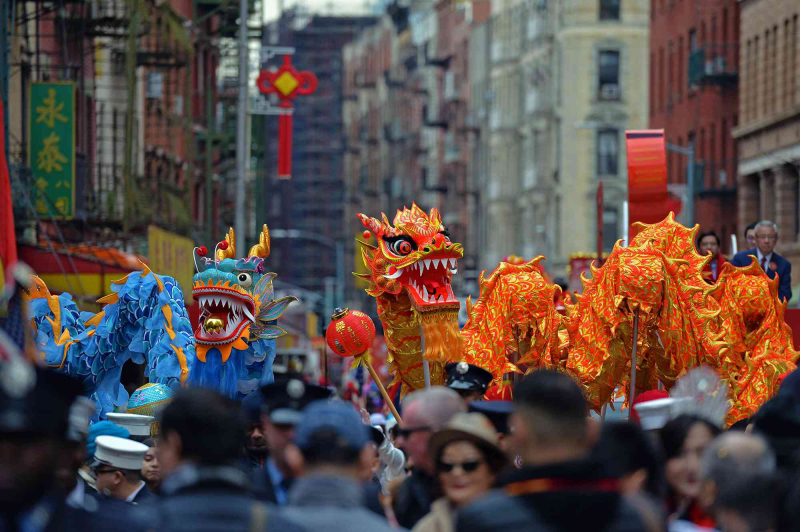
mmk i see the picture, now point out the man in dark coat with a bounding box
[0,365,152,532]
[280,401,396,532]
[154,387,305,532]
[455,371,660,532]
[392,386,466,529]
[250,373,331,504]
[731,220,792,302]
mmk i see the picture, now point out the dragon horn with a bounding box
[249,224,271,258]
[217,228,236,261]
[357,213,384,237]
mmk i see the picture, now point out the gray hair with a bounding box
[402,386,466,428]
[701,432,776,480]
[701,433,780,530]
[755,220,779,237]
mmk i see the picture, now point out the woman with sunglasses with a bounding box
[412,413,508,532]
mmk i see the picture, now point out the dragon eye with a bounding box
[236,273,253,288]
[390,240,414,256]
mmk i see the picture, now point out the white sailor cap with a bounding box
[93,435,148,471]
[632,397,679,430]
[106,413,155,438]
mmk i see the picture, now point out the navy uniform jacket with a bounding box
[131,485,157,505]
[0,493,154,532]
[731,248,793,302]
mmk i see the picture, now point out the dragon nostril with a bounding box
[422,247,431,253]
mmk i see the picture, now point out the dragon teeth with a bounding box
[424,259,431,270]
[432,259,440,269]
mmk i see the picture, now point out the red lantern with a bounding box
[325,308,402,425]
[326,308,376,358]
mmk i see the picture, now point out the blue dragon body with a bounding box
[26,225,294,417]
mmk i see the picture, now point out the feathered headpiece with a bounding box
[670,366,731,428]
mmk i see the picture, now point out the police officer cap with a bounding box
[445,362,493,394]
[0,365,83,438]
[92,435,148,471]
[260,372,332,425]
[469,401,513,434]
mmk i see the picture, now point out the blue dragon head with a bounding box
[190,225,296,398]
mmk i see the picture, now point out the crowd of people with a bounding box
[3,357,800,532]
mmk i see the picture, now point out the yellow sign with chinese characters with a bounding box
[147,226,195,304]
[28,82,75,219]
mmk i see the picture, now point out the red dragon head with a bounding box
[357,203,464,363]
[357,204,464,313]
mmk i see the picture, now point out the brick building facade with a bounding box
[733,0,800,289]
[648,0,740,255]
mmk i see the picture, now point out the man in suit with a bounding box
[731,220,792,302]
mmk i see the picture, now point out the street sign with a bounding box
[28,82,75,220]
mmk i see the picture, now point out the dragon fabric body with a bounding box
[358,207,797,425]
[27,266,194,420]
[357,204,464,396]
[25,225,295,417]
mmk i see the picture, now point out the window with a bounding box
[600,0,620,20]
[599,50,620,100]
[690,29,697,51]
[597,129,619,175]
[603,209,619,252]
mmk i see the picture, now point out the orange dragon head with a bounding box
[357,203,464,314]
[357,203,464,363]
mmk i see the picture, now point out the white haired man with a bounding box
[731,220,792,302]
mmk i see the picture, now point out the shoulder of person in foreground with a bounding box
[61,498,157,532]
[454,489,551,532]
[281,504,401,532]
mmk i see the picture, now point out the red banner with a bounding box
[626,130,668,239]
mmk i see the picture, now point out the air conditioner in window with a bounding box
[715,56,726,73]
[601,84,619,100]
[705,60,715,75]
[719,169,727,186]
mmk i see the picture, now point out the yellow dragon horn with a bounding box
[249,224,271,258]
[217,228,236,261]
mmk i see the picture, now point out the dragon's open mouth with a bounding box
[387,256,459,307]
[193,287,256,345]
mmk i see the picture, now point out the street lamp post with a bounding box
[665,142,696,227]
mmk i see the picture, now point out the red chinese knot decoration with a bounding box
[325,307,376,358]
[256,55,318,179]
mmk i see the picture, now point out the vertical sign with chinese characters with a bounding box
[28,82,76,219]
[147,226,195,304]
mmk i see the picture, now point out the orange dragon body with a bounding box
[458,214,796,423]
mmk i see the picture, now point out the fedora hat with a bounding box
[428,412,508,470]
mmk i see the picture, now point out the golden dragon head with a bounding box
[357,203,464,314]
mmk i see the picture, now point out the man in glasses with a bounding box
[392,386,466,529]
[251,372,332,504]
[91,435,156,505]
[732,220,792,302]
